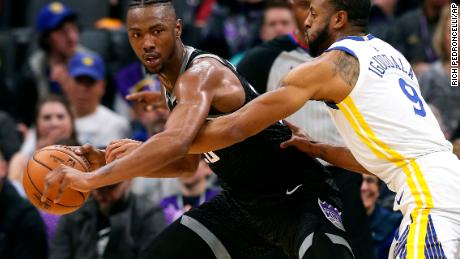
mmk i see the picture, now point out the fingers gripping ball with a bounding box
[23,145,90,215]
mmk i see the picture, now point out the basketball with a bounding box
[23,145,91,215]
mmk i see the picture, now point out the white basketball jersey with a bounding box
[325,35,453,191]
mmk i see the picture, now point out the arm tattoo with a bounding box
[332,51,360,87]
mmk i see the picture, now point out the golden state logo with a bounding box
[82,57,94,67]
[50,2,64,14]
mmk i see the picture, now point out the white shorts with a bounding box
[389,152,460,259]
[389,209,460,258]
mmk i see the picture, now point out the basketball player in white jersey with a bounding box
[185,0,460,258]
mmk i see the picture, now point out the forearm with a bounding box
[143,155,200,178]
[315,143,372,175]
[86,132,190,189]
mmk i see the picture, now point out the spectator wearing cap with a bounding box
[62,52,130,148]
[114,61,162,140]
[15,1,94,127]
[114,61,181,205]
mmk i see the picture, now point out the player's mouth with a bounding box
[143,53,160,66]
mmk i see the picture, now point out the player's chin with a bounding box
[143,60,162,74]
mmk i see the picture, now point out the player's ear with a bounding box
[175,18,183,38]
[332,10,347,30]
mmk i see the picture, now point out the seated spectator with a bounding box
[8,95,78,245]
[198,0,265,59]
[160,160,219,225]
[419,5,460,139]
[119,85,180,204]
[114,61,162,136]
[49,180,166,259]
[361,175,402,259]
[367,0,398,40]
[389,0,449,75]
[230,0,296,65]
[62,52,130,148]
[15,2,93,126]
[9,95,77,191]
[0,149,48,259]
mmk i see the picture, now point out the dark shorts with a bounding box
[139,187,354,259]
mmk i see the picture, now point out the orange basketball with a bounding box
[23,145,91,215]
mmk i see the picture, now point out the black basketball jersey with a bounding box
[162,46,339,208]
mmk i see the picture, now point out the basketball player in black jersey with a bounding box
[42,1,354,258]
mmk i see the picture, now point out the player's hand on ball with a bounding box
[126,91,165,112]
[106,139,142,163]
[41,165,91,203]
[280,120,322,158]
[71,144,106,170]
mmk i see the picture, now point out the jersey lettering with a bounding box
[203,151,220,164]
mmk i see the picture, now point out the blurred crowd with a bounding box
[0,0,459,259]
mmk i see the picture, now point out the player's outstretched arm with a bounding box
[190,51,353,154]
[43,60,221,197]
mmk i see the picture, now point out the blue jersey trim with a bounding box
[325,46,357,59]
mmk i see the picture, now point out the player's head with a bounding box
[304,0,371,57]
[127,0,182,74]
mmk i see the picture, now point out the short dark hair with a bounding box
[128,0,172,9]
[329,0,371,27]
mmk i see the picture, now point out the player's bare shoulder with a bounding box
[328,50,360,87]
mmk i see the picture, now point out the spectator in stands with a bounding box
[62,52,130,148]
[237,1,373,258]
[114,61,162,136]
[9,95,77,191]
[197,0,265,59]
[7,95,77,245]
[367,0,398,40]
[49,180,166,259]
[389,0,449,75]
[230,0,296,65]
[172,0,217,46]
[114,83,180,204]
[361,175,402,259]
[15,2,93,126]
[259,0,296,42]
[419,5,460,139]
[160,159,219,225]
[0,149,48,259]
